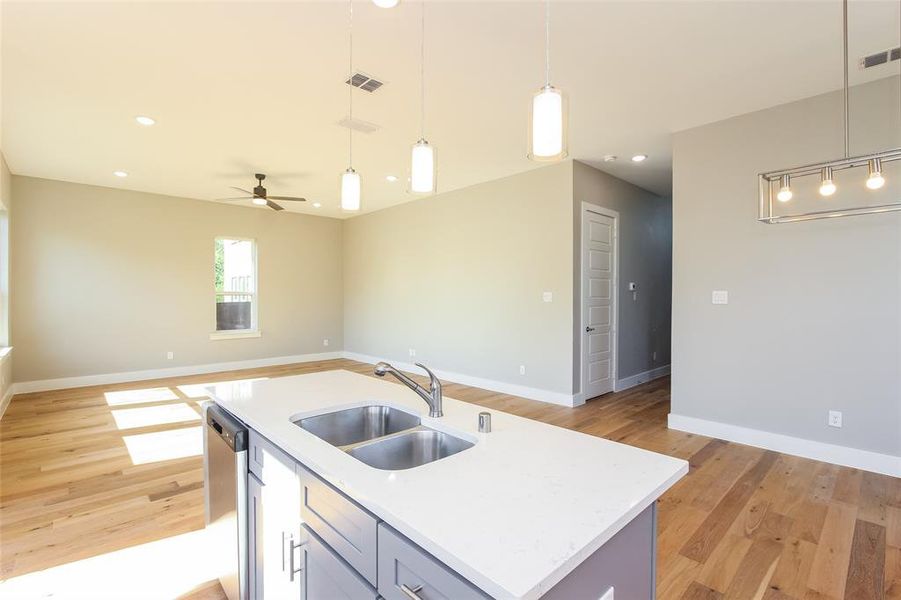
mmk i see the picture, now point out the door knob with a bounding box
[586,326,595,333]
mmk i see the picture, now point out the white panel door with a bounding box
[581,209,616,400]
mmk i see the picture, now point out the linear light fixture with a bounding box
[759,149,901,223]
[757,0,901,224]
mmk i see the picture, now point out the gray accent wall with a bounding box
[671,76,901,458]
[573,160,673,393]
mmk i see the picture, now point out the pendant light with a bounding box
[410,0,436,194]
[528,0,567,161]
[341,0,361,211]
[866,158,885,189]
[776,175,793,202]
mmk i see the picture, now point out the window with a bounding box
[212,238,258,339]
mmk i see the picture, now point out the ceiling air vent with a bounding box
[345,72,385,93]
[860,47,901,69]
[337,117,380,134]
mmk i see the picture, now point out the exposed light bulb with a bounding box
[372,0,399,7]
[776,175,793,202]
[341,169,361,211]
[410,139,435,193]
[819,167,836,197]
[252,197,267,206]
[866,158,885,190]
[529,85,566,161]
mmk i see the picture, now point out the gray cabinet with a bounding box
[297,463,379,586]
[248,431,302,599]
[377,524,491,600]
[300,525,379,600]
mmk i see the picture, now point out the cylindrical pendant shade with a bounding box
[341,169,361,211]
[410,139,436,193]
[529,85,567,161]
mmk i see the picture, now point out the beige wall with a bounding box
[343,162,576,395]
[0,154,12,410]
[573,160,672,391]
[671,76,901,458]
[11,176,343,382]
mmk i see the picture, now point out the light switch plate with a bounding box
[712,290,729,305]
[542,291,553,302]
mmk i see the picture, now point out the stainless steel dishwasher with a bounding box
[204,403,249,600]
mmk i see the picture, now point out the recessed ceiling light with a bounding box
[313,202,322,208]
[631,154,648,163]
[113,170,128,177]
[135,116,155,126]
[372,0,399,7]
[603,155,617,162]
[386,175,398,182]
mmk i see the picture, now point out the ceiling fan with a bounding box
[220,173,306,211]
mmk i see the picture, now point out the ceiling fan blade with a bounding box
[230,186,254,195]
[266,200,285,211]
[268,196,307,202]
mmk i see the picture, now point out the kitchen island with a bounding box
[207,369,687,600]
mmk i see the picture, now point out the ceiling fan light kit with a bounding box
[758,0,901,223]
[221,173,306,211]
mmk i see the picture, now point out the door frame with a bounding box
[580,202,620,400]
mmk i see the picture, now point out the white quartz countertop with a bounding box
[208,370,687,600]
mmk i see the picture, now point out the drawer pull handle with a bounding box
[401,584,424,599]
[285,532,307,583]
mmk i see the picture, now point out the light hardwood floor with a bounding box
[1,359,899,599]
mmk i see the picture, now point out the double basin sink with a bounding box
[292,405,474,470]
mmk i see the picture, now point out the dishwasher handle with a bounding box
[206,404,248,452]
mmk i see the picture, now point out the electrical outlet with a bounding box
[323,338,329,347]
[166,351,174,360]
[408,348,416,358]
[519,365,526,375]
[542,291,553,303]
[828,410,843,428]
[712,290,729,305]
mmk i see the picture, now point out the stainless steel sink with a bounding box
[292,404,474,470]
[294,405,420,447]
[347,429,474,470]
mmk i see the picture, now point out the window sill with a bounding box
[210,330,261,341]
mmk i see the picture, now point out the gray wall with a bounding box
[343,162,576,395]
[671,76,901,457]
[11,176,344,382]
[573,160,672,392]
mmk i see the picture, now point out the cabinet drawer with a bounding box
[377,524,490,600]
[297,463,379,586]
[248,430,294,483]
[302,526,379,600]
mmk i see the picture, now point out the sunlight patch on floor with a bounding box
[0,529,220,599]
[111,403,201,430]
[104,387,178,406]
[122,426,202,465]
[178,377,268,399]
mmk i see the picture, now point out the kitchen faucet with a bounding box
[373,362,443,418]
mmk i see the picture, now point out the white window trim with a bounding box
[212,236,260,340]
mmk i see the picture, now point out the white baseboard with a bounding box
[10,351,344,395]
[0,385,13,420]
[616,364,670,392]
[342,351,578,407]
[668,413,901,478]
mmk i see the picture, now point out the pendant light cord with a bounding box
[842,0,849,158]
[545,0,550,86]
[420,0,425,140]
[349,0,354,167]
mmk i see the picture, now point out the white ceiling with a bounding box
[2,1,899,218]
